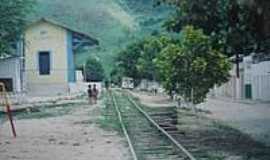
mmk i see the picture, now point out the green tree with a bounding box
[155,26,231,104]
[137,36,174,81]
[245,0,270,52]
[114,36,174,84]
[84,57,105,82]
[156,0,261,56]
[115,41,143,83]
[110,67,123,86]
[0,0,34,55]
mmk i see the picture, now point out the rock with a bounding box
[106,140,112,144]
[11,155,19,159]
[73,142,80,146]
[227,156,242,160]
[48,138,56,143]
[59,141,67,145]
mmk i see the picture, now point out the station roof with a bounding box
[28,18,99,46]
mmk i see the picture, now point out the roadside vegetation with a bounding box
[155,26,231,104]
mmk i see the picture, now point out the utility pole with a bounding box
[236,52,240,78]
[235,50,241,100]
[83,63,87,82]
[230,0,242,100]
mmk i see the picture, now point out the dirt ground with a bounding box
[130,91,176,107]
[0,99,130,160]
[198,98,270,146]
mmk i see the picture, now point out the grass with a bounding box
[96,91,122,133]
[14,104,75,120]
[0,102,86,122]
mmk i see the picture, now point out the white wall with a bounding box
[76,70,84,82]
[213,58,270,101]
[251,61,270,101]
[137,79,164,93]
[69,82,102,97]
[0,57,22,93]
[212,63,245,100]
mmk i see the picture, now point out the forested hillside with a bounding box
[30,0,170,76]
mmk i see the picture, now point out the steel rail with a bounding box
[110,92,138,160]
[125,91,197,160]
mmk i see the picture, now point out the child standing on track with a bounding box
[92,84,99,104]
[87,85,92,104]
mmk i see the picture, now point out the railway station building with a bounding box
[0,18,99,96]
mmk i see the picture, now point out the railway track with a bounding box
[107,90,197,160]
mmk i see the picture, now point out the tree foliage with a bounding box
[155,26,231,104]
[85,57,105,82]
[0,0,34,55]
[115,41,143,81]
[137,36,174,81]
[110,67,123,86]
[156,0,269,55]
[113,36,174,84]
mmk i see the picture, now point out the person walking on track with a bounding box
[92,84,99,104]
[87,85,93,104]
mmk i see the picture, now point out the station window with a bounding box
[38,51,51,75]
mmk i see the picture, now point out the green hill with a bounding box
[31,0,171,76]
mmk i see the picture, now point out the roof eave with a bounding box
[28,18,99,46]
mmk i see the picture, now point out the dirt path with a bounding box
[198,98,270,146]
[0,100,130,160]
